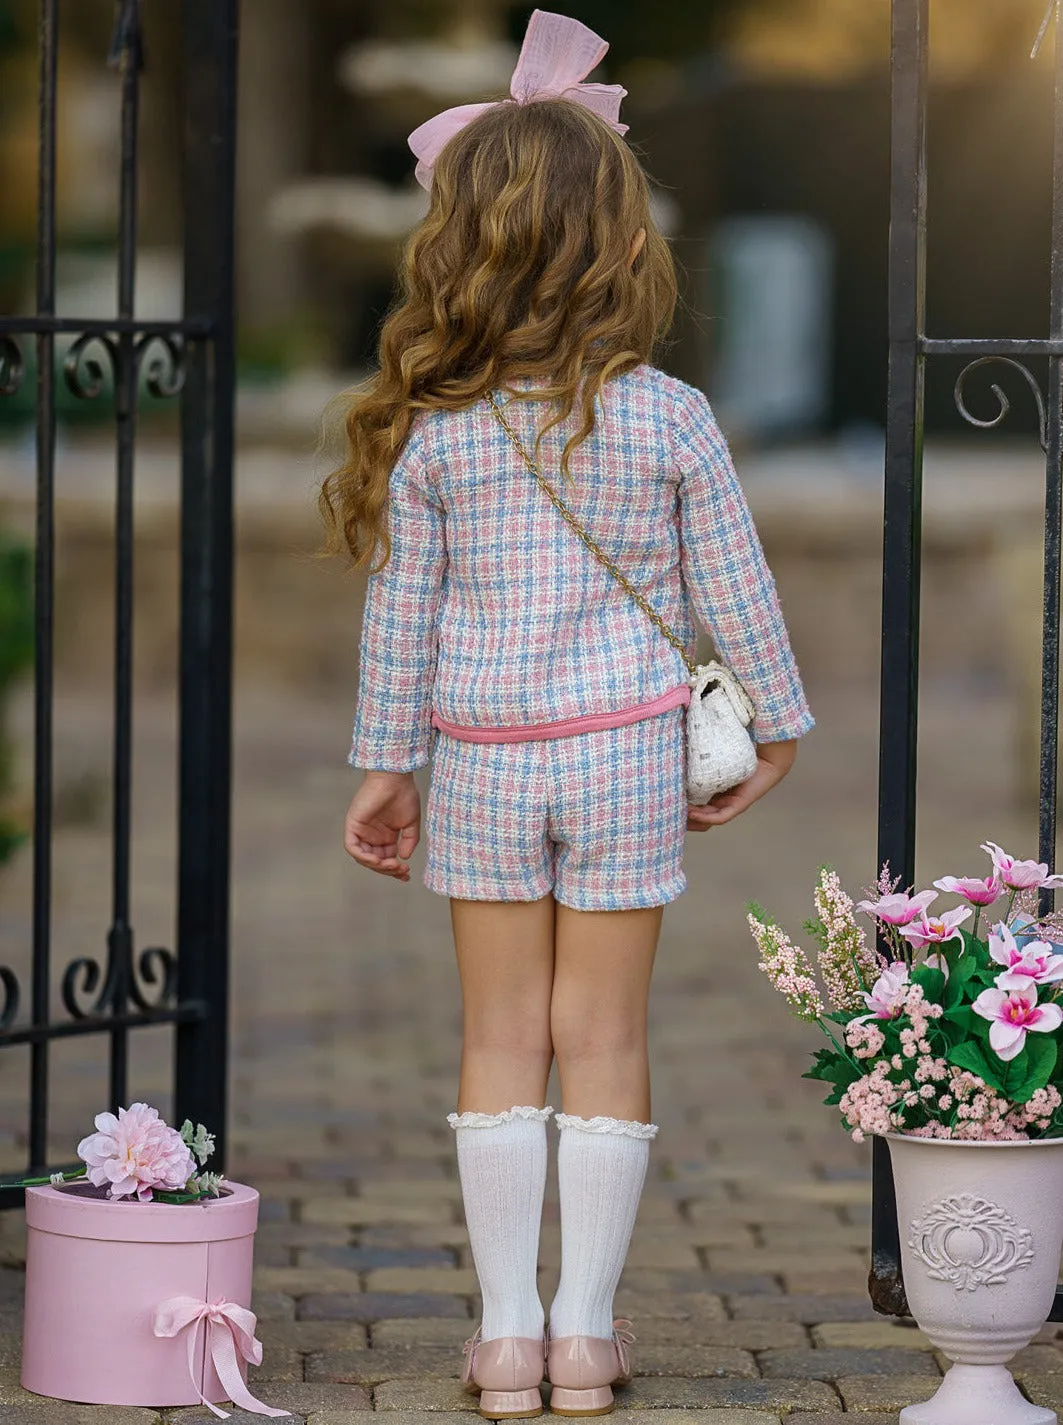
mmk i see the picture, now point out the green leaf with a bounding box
[943,1004,975,1030]
[958,930,990,969]
[911,965,945,1004]
[804,1048,861,1090]
[1005,1037,1058,1105]
[947,1040,1005,1093]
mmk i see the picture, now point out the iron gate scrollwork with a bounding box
[873,0,1063,1317]
[0,0,238,1194]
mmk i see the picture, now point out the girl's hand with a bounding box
[687,738,797,832]
[344,771,421,881]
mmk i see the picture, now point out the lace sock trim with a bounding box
[555,1112,659,1140]
[447,1105,554,1129]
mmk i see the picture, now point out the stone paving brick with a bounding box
[633,1345,757,1378]
[620,1240,705,1269]
[608,1413,780,1425]
[258,1223,353,1249]
[257,1199,292,1224]
[780,1182,873,1207]
[299,1247,455,1272]
[364,1269,478,1296]
[612,1289,727,1321]
[356,1183,463,1203]
[302,1200,458,1228]
[371,1321,477,1349]
[251,1290,297,1321]
[788,1414,897,1425]
[706,1249,863,1276]
[759,1225,870,1250]
[609,1377,839,1411]
[314,1416,470,1425]
[254,1177,350,1201]
[365,1227,471,1251]
[727,1294,880,1324]
[1001,1344,1063,1376]
[260,1320,368,1352]
[248,1344,303,1381]
[758,1348,938,1381]
[306,1348,458,1383]
[696,1199,842,1226]
[836,1376,942,1412]
[698,1272,783,1297]
[0,1409,160,1424]
[1024,1376,1063,1410]
[254,1267,366,1296]
[781,1267,872,1296]
[215,1383,373,1416]
[298,1293,470,1323]
[372,1378,478,1411]
[811,1322,930,1351]
[255,1241,295,1268]
[642,1320,808,1350]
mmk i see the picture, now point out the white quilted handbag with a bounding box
[685,662,759,805]
[486,394,760,804]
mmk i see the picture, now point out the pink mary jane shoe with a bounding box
[462,1325,547,1419]
[546,1319,636,1417]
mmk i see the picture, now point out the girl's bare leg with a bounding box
[550,904,663,1121]
[449,895,557,1356]
[450,894,556,1112]
[546,903,664,1356]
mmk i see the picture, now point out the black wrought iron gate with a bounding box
[872,0,1063,1317]
[0,0,238,1194]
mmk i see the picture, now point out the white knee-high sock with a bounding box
[449,1105,553,1342]
[548,1113,659,1342]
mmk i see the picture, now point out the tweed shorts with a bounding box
[423,706,687,911]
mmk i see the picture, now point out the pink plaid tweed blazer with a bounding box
[349,365,813,771]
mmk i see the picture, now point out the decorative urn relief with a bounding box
[908,1192,1035,1291]
[888,1134,1063,1425]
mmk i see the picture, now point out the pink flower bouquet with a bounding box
[15,1103,224,1203]
[749,843,1063,1142]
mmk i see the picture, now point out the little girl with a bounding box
[324,12,813,1418]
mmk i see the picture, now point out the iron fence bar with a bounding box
[0,318,211,336]
[103,0,145,1114]
[922,338,1063,356]
[0,1002,209,1048]
[1039,3,1063,895]
[1036,0,1063,1328]
[29,0,59,1176]
[871,0,929,1319]
[175,0,238,1167]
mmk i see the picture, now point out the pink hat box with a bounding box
[21,1180,260,1407]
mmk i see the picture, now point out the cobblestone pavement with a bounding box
[0,667,1062,1424]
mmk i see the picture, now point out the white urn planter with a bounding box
[887,1133,1063,1425]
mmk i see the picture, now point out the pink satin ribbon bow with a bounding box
[153,1295,291,1419]
[408,9,628,190]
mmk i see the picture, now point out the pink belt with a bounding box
[430,682,690,744]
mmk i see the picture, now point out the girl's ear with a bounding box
[628,228,647,267]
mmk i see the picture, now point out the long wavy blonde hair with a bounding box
[320,97,677,571]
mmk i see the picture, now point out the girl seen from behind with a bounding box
[323,11,814,1418]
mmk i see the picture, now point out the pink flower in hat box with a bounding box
[16,1104,289,1418]
[77,1103,197,1202]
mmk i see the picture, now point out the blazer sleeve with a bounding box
[671,383,814,744]
[348,424,447,771]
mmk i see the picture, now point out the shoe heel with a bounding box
[478,1387,544,1419]
[548,1385,615,1416]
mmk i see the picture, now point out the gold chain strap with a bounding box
[484,391,698,678]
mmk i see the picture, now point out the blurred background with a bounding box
[0,0,1059,1162]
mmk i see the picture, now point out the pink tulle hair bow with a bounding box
[408,9,628,191]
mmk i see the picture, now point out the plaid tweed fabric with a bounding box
[349,365,814,771]
[424,708,687,909]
